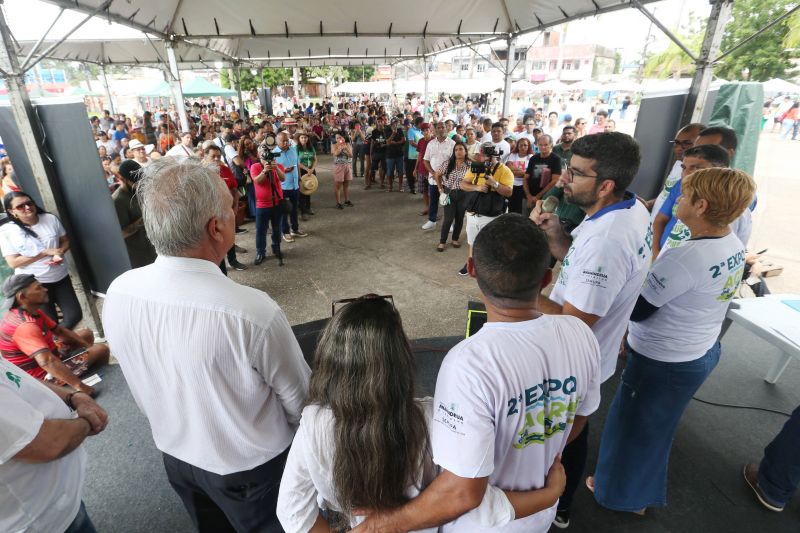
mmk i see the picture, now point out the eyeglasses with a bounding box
[576,122,586,126]
[12,201,35,211]
[669,139,694,148]
[331,293,394,316]
[564,165,606,182]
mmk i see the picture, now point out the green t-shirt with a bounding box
[298,148,316,169]
[542,186,585,233]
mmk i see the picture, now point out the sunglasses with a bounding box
[12,201,35,211]
[331,293,394,316]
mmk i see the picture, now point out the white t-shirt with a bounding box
[165,143,195,160]
[223,144,238,165]
[424,137,456,186]
[629,233,745,362]
[0,358,86,533]
[432,315,601,533]
[550,194,653,382]
[664,208,752,252]
[490,140,512,164]
[277,400,515,533]
[505,153,531,186]
[0,213,69,283]
[651,160,681,222]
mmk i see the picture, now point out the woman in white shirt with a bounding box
[505,137,533,214]
[277,296,564,532]
[588,168,757,514]
[0,192,82,328]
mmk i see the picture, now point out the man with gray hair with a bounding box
[102,157,311,531]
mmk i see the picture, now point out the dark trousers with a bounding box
[759,404,800,505]
[41,275,82,329]
[558,420,590,511]
[245,183,256,218]
[163,449,289,533]
[226,246,238,265]
[256,207,282,255]
[298,171,312,214]
[405,158,417,192]
[428,184,440,223]
[508,185,525,214]
[352,144,365,176]
[440,188,466,244]
[280,189,300,235]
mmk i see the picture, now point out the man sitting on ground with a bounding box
[0,274,109,396]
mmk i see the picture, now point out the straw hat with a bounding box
[299,173,318,195]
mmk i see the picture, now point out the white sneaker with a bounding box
[421,220,436,230]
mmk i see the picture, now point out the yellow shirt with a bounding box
[464,162,515,190]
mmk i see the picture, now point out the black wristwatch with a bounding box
[65,391,87,410]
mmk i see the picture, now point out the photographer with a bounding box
[249,144,287,266]
[456,141,514,276]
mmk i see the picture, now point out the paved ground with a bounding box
[80,131,800,532]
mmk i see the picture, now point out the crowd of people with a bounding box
[0,89,798,533]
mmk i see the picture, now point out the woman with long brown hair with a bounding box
[277,296,563,532]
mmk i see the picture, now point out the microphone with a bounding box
[541,196,560,214]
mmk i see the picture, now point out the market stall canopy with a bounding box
[141,80,171,97]
[571,79,604,91]
[762,78,800,94]
[333,78,503,95]
[38,0,661,67]
[65,86,103,96]
[535,79,572,92]
[181,77,236,97]
[511,80,537,92]
[603,80,642,92]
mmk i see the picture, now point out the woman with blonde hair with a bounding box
[588,167,757,514]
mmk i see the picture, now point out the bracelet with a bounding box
[65,391,87,410]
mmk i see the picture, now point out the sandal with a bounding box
[419,210,429,216]
[451,241,461,248]
[437,243,446,252]
[586,476,646,515]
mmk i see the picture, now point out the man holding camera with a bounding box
[457,141,514,276]
[273,132,308,243]
[250,144,287,266]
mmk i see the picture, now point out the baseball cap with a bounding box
[2,273,36,310]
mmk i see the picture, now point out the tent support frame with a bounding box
[501,36,515,117]
[165,41,190,132]
[0,5,102,334]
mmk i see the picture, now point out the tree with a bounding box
[715,0,798,81]
[220,67,292,90]
[784,10,800,49]
[643,15,704,79]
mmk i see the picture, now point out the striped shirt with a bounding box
[102,256,311,475]
[438,160,470,190]
[0,308,58,379]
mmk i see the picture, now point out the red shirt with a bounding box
[249,162,285,208]
[219,164,237,190]
[0,308,59,380]
[416,137,431,173]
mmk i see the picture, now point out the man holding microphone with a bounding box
[529,132,652,529]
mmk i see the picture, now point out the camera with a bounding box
[263,151,277,162]
[470,161,491,175]
[482,145,503,158]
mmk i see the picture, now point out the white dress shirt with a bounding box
[103,256,311,475]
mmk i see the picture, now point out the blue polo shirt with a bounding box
[273,146,300,190]
[407,126,422,159]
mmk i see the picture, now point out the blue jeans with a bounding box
[594,342,721,511]
[245,182,256,217]
[255,207,282,255]
[428,184,440,223]
[64,502,97,533]
[281,189,300,235]
[758,404,800,505]
[385,157,404,181]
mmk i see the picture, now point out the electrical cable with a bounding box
[692,396,791,417]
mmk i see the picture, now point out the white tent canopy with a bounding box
[38,0,660,66]
[511,80,537,92]
[762,78,800,94]
[535,79,572,92]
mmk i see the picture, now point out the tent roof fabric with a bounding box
[181,77,236,97]
[36,0,660,67]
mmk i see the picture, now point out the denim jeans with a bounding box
[245,182,256,217]
[385,157,404,182]
[281,189,300,235]
[64,502,97,533]
[352,143,365,176]
[758,404,800,505]
[428,183,440,223]
[255,206,282,255]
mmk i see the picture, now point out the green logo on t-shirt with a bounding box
[6,371,21,388]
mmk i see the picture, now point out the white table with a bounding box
[723,294,800,384]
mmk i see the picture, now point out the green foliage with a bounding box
[220,68,293,90]
[643,15,704,79]
[716,0,798,81]
[785,10,800,49]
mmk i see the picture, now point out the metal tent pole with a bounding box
[501,36,515,118]
[680,0,733,124]
[0,7,102,334]
[100,64,115,115]
[165,42,190,132]
[233,62,244,115]
[423,57,429,121]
